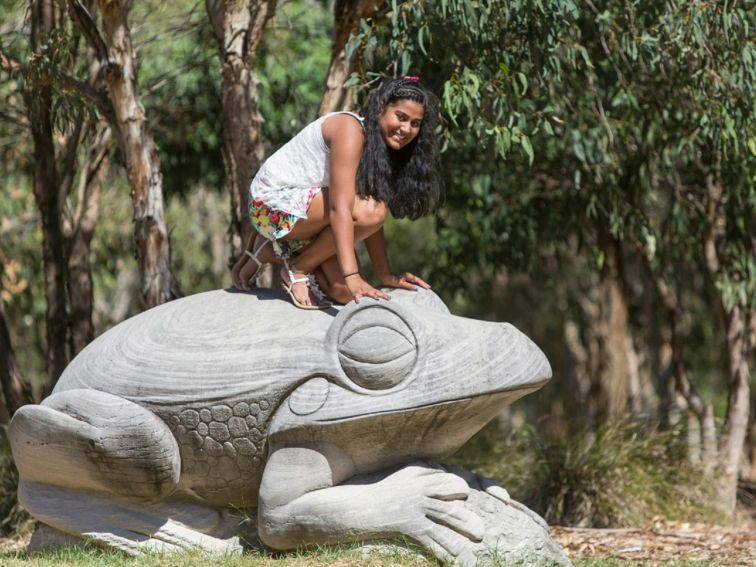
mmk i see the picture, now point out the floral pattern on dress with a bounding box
[249,186,320,259]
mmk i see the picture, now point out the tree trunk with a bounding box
[746,386,756,482]
[317,0,379,116]
[701,164,752,515]
[587,234,629,423]
[90,0,180,307]
[718,304,751,512]
[65,123,111,355]
[205,0,276,267]
[562,317,592,428]
[0,301,33,417]
[26,0,69,393]
[653,272,719,471]
[625,332,648,416]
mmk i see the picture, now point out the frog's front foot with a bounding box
[443,463,550,530]
[258,448,486,565]
[366,463,570,566]
[367,463,487,561]
[258,446,570,566]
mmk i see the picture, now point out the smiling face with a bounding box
[379,99,425,150]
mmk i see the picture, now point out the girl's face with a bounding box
[379,99,425,150]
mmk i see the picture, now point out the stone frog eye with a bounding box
[328,302,420,390]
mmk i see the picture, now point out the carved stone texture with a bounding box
[10,288,567,565]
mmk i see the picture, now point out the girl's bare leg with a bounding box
[233,233,279,290]
[232,189,333,290]
[232,189,385,306]
[283,195,386,307]
[313,258,353,305]
[231,234,256,290]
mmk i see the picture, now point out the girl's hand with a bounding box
[346,274,391,303]
[379,272,431,291]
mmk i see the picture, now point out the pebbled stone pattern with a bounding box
[163,398,273,500]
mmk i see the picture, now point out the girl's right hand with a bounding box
[345,274,390,303]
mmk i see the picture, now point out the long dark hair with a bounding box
[356,77,441,220]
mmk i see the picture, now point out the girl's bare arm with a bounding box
[323,115,389,301]
[366,227,431,291]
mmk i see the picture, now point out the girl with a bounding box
[232,76,440,309]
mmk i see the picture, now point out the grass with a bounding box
[1,543,412,566]
[0,544,720,566]
[573,561,712,567]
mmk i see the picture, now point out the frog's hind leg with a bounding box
[10,389,179,500]
[9,389,240,555]
[17,481,243,555]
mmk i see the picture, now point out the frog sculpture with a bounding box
[10,288,570,565]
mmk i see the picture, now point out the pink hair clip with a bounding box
[403,75,421,81]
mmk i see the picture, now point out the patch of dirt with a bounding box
[551,516,756,566]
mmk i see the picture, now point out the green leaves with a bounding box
[348,0,754,318]
[520,133,534,164]
[350,0,566,164]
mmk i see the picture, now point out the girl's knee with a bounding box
[353,198,387,228]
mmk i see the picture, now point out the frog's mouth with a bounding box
[317,383,544,424]
[272,384,544,465]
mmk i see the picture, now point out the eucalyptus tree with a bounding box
[318,0,381,115]
[0,0,194,397]
[0,0,115,392]
[65,0,182,307]
[351,0,754,514]
[1,0,68,389]
[351,0,634,421]
[205,0,277,265]
[4,0,184,309]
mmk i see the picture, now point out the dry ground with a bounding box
[551,516,756,566]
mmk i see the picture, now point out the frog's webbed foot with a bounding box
[258,447,485,565]
[259,447,570,566]
[443,463,549,530]
[367,462,487,563]
[10,389,241,555]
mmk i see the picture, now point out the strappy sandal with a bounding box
[307,274,332,305]
[281,261,332,310]
[233,238,270,290]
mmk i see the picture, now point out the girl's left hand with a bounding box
[379,272,431,291]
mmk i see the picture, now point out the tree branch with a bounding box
[204,0,224,54]
[244,0,277,62]
[2,30,116,129]
[58,111,87,216]
[38,68,115,125]
[66,0,109,64]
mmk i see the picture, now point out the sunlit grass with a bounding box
[0,542,430,566]
[0,543,718,566]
